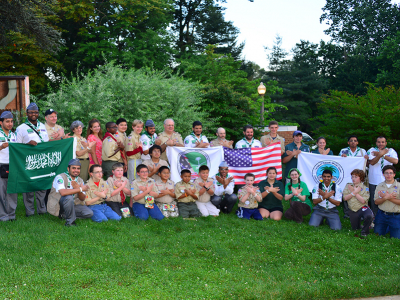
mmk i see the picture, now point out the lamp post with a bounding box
[258,82,266,126]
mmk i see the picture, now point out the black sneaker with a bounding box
[65,221,77,227]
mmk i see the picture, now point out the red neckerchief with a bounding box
[110,175,126,205]
[103,132,125,159]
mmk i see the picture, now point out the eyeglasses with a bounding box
[220,168,229,171]
[384,172,395,175]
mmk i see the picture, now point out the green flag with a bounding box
[7,139,75,193]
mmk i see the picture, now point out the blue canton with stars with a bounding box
[223,147,252,167]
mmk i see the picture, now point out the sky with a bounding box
[222,0,331,69]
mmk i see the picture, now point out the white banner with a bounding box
[297,153,366,191]
[166,146,224,183]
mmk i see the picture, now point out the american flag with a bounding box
[223,142,282,184]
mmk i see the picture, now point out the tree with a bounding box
[375,32,400,88]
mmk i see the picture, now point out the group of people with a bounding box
[0,104,399,239]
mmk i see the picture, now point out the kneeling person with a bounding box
[211,161,237,214]
[309,170,342,230]
[47,159,93,226]
[155,166,179,218]
[106,163,131,217]
[175,169,201,218]
[194,165,219,216]
[236,173,263,220]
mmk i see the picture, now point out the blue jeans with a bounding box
[132,202,164,221]
[374,209,400,239]
[309,205,341,230]
[236,207,263,220]
[89,203,122,222]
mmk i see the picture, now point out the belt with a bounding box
[381,209,400,216]
[79,158,89,161]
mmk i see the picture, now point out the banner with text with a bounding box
[8,138,76,193]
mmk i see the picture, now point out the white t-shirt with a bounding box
[212,174,235,196]
[140,133,158,160]
[52,174,86,195]
[338,147,367,157]
[16,121,49,144]
[367,147,398,185]
[312,183,342,209]
[235,138,262,149]
[0,131,17,164]
[184,134,209,148]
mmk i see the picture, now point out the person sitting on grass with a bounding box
[258,167,284,221]
[194,165,219,217]
[236,173,262,220]
[284,168,312,223]
[130,164,164,221]
[143,145,169,182]
[174,169,201,218]
[309,169,342,230]
[211,161,237,214]
[85,164,121,222]
[155,166,179,218]
[106,163,131,217]
[374,165,400,239]
[342,169,372,237]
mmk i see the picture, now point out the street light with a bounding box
[258,82,266,126]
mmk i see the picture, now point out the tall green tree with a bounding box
[375,32,400,88]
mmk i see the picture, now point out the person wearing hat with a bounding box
[235,125,262,149]
[281,130,310,180]
[16,102,50,217]
[184,121,210,148]
[0,111,18,221]
[210,127,233,148]
[140,119,158,160]
[154,119,184,163]
[47,159,93,226]
[211,161,237,214]
[44,109,69,141]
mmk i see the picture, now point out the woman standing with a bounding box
[87,119,103,169]
[257,167,284,220]
[312,137,333,155]
[71,120,95,181]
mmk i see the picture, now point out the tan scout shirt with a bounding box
[47,173,86,216]
[73,134,89,159]
[343,183,370,212]
[102,134,121,162]
[175,180,199,203]
[374,181,400,213]
[194,177,215,203]
[155,178,175,204]
[131,177,158,205]
[106,175,129,203]
[143,159,169,181]
[126,132,141,160]
[86,178,111,205]
[237,186,262,209]
[157,131,183,162]
[115,131,127,162]
[45,123,63,140]
[260,133,285,153]
[210,138,233,148]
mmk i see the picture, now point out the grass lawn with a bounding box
[0,197,399,300]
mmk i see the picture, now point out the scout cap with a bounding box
[45,109,57,116]
[68,158,81,167]
[145,119,155,127]
[219,161,229,168]
[26,102,39,111]
[293,130,302,137]
[0,111,13,119]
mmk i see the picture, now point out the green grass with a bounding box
[0,197,399,299]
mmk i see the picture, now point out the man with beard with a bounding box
[16,102,50,217]
[184,121,210,148]
[211,161,237,214]
[140,119,158,160]
[210,128,233,148]
[234,125,262,149]
[47,159,93,226]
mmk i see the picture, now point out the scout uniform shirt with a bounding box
[126,132,141,160]
[367,147,398,185]
[210,138,233,148]
[194,177,215,203]
[16,120,49,144]
[260,133,285,153]
[140,132,158,160]
[73,134,89,159]
[184,133,210,148]
[115,130,127,163]
[142,158,169,182]
[155,178,175,204]
[235,138,262,149]
[338,147,367,157]
[45,123,63,140]
[312,182,343,209]
[175,180,199,203]
[237,186,262,209]
[282,142,310,179]
[106,175,129,203]
[157,131,183,162]
[47,173,86,216]
[212,173,235,196]
[102,134,121,162]
[374,180,400,213]
[85,177,111,205]
[343,182,370,212]
[131,177,158,205]
[0,129,16,164]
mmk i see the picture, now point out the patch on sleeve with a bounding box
[57,178,63,184]
[312,188,316,193]
[185,140,189,144]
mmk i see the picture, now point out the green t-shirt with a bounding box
[285,181,313,208]
[258,179,284,210]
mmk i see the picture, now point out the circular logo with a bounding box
[177,150,210,177]
[311,160,345,185]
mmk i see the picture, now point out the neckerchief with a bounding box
[190,132,203,143]
[242,137,254,147]
[374,147,387,170]
[64,172,78,190]
[113,176,126,205]
[322,182,333,209]
[347,147,360,157]
[144,131,156,143]
[0,127,12,141]
[103,132,125,159]
[25,119,43,142]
